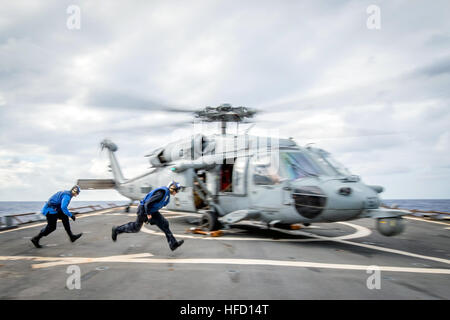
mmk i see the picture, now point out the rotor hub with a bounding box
[194,104,257,123]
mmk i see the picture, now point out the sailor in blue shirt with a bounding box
[31,185,83,248]
[111,181,184,251]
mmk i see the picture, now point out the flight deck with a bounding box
[0,206,449,299]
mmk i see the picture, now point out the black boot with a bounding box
[31,235,42,248]
[170,240,184,251]
[70,233,83,243]
[112,226,118,242]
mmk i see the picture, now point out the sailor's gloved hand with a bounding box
[71,215,76,221]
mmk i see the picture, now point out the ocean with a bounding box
[0,199,449,217]
[381,199,450,213]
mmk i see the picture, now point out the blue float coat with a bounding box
[41,191,73,217]
[140,187,170,214]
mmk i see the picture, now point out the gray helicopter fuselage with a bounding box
[111,134,384,225]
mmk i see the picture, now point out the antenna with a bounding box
[245,123,256,135]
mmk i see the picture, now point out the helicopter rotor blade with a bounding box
[90,119,195,136]
[164,106,199,113]
[85,88,198,113]
[83,88,405,140]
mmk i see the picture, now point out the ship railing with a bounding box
[0,203,126,231]
[381,205,450,220]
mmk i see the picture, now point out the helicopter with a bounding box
[77,104,409,236]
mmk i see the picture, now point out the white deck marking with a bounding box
[0,253,153,269]
[0,207,124,234]
[335,239,450,265]
[404,216,450,226]
[0,253,448,274]
[141,222,450,265]
[2,208,448,266]
[105,213,135,216]
[166,213,199,219]
[141,222,371,242]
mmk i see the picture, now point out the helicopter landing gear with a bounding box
[124,202,134,213]
[200,211,221,231]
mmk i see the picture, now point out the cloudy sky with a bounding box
[0,0,449,201]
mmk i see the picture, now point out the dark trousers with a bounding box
[116,205,177,247]
[38,210,74,238]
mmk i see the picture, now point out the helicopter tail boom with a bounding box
[101,139,126,184]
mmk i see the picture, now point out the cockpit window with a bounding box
[253,155,282,185]
[279,152,321,179]
[252,150,351,184]
[307,150,351,176]
[307,153,339,176]
[253,152,320,185]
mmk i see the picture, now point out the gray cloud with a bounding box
[411,56,450,78]
[1,0,449,200]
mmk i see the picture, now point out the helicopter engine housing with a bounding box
[147,134,209,167]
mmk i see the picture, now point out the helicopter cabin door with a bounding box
[217,157,247,212]
[248,154,283,211]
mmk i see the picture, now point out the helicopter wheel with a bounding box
[200,211,221,231]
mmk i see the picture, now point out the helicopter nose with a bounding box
[290,180,379,220]
[291,186,327,219]
[321,180,380,220]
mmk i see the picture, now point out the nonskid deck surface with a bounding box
[0,206,449,299]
